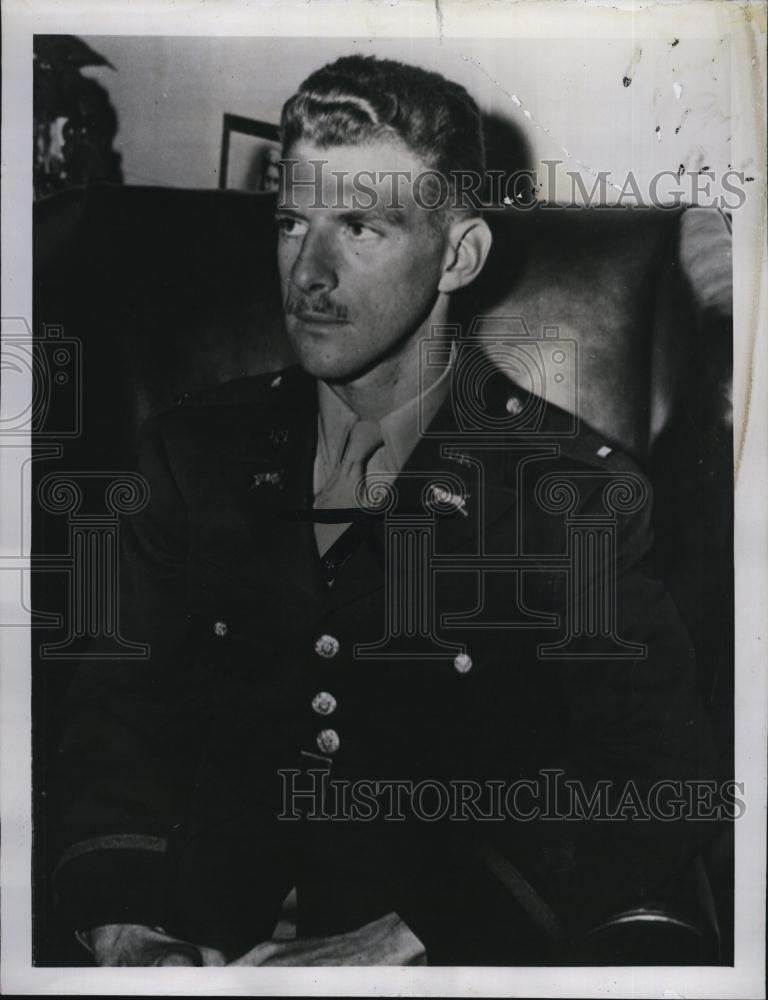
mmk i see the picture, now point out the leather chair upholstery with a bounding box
[32,183,733,964]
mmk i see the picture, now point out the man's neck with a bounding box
[322,319,452,422]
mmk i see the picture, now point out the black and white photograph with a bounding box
[1,1,766,996]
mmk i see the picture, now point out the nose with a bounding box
[289,225,339,295]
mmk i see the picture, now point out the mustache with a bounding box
[284,292,350,321]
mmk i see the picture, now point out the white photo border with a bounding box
[1,1,765,996]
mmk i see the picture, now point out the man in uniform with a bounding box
[53,55,717,966]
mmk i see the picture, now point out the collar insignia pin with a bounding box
[269,427,289,445]
[430,485,469,517]
[446,450,473,468]
[248,470,284,491]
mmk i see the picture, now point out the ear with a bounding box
[438,215,493,294]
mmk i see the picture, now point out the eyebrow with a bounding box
[275,207,305,218]
[340,207,408,227]
[274,206,408,227]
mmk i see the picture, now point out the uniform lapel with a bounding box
[240,370,331,621]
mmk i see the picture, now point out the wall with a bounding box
[80,32,738,205]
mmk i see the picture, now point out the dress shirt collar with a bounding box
[315,349,455,485]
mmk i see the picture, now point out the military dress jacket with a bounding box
[54,362,717,960]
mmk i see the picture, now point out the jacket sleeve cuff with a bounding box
[54,836,170,932]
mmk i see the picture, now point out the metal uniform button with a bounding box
[316,728,340,754]
[315,634,340,658]
[312,691,337,716]
[213,621,228,637]
[454,652,473,674]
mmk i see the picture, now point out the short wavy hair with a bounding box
[280,54,485,211]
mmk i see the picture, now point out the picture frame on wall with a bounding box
[218,113,281,192]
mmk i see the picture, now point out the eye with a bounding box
[276,216,308,238]
[345,220,380,240]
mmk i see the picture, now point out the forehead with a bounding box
[280,138,432,212]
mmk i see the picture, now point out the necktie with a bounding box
[314,420,384,557]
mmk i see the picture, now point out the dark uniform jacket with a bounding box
[54,362,717,962]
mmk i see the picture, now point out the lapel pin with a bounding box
[269,427,289,445]
[248,470,284,491]
[429,485,469,517]
[446,449,473,468]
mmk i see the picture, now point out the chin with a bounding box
[287,331,363,383]
[291,344,361,383]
